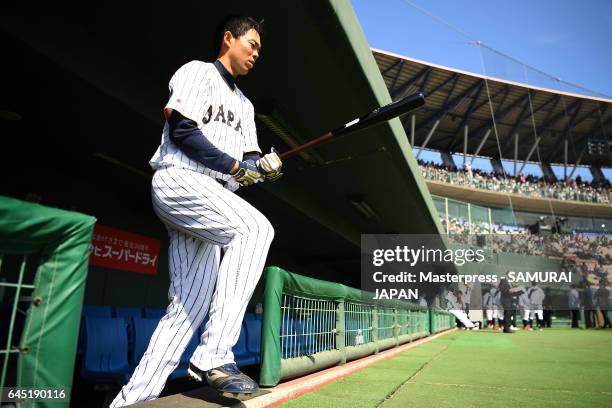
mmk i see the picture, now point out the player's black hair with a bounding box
[214,15,265,58]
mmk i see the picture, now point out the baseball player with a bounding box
[528,282,546,331]
[110,16,281,407]
[518,289,532,331]
[445,289,477,329]
[493,283,504,330]
[483,285,499,329]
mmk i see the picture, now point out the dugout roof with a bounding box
[0,1,444,270]
[373,49,612,167]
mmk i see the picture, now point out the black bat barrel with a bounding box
[332,92,426,137]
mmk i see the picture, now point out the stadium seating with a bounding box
[78,306,263,382]
[130,317,159,366]
[78,305,113,355]
[81,316,131,383]
[115,306,143,321]
[82,305,112,318]
[245,314,262,359]
[144,307,166,318]
[114,306,143,352]
[233,323,255,366]
[234,313,261,365]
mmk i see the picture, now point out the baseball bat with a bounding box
[279,92,425,160]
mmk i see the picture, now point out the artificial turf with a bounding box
[282,328,612,407]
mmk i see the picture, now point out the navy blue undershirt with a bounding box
[168,60,260,174]
[214,59,236,90]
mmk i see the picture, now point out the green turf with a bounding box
[281,329,612,408]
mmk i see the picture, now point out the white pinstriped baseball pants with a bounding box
[110,165,274,407]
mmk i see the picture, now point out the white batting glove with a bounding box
[257,148,283,182]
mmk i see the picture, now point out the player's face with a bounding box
[228,29,261,76]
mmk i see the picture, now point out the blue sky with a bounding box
[352,0,612,98]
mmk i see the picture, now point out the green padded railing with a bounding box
[0,196,95,407]
[259,266,453,386]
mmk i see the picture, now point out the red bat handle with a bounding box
[279,132,332,160]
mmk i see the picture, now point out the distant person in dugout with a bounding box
[543,287,553,328]
[583,281,596,328]
[595,281,611,328]
[499,273,518,333]
[568,284,581,328]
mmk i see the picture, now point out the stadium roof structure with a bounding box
[0,1,448,258]
[373,48,612,168]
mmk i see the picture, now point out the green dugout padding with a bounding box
[259,266,453,387]
[0,196,96,408]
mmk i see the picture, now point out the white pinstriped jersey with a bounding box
[150,60,261,184]
[110,59,274,408]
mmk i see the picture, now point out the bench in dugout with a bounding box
[78,306,262,383]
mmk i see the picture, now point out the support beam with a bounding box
[497,97,533,158]
[562,99,587,130]
[471,129,492,161]
[425,74,459,99]
[418,68,433,95]
[523,97,581,153]
[416,120,440,159]
[436,74,459,102]
[570,115,612,155]
[499,93,559,158]
[514,133,519,177]
[452,90,530,153]
[401,73,458,111]
[564,139,568,180]
[410,114,415,146]
[544,102,605,161]
[391,67,430,100]
[463,125,468,168]
[445,81,485,150]
[567,147,587,179]
[586,103,608,137]
[382,59,403,76]
[388,60,405,93]
[457,83,511,123]
[517,136,542,174]
[416,79,483,133]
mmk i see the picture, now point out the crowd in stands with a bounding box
[441,217,528,235]
[419,159,612,204]
[442,216,612,286]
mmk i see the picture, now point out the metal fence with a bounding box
[280,294,336,359]
[0,254,38,391]
[344,302,373,347]
[260,267,454,387]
